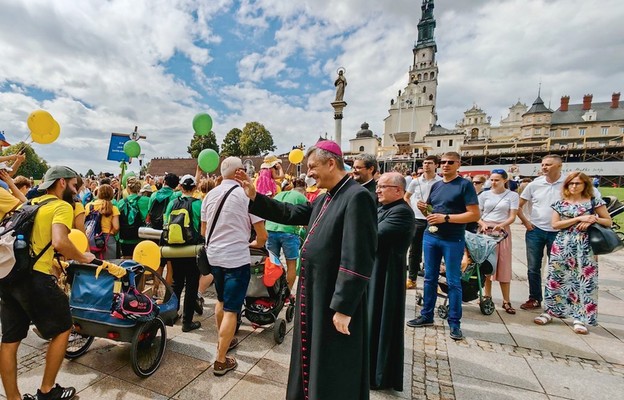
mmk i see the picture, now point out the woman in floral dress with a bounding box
[533,172,611,334]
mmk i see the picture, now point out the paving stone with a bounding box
[453,375,548,400]
[77,375,168,399]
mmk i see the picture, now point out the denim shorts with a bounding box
[267,232,301,260]
[211,264,251,313]
[1,271,73,343]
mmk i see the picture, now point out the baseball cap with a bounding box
[139,184,153,194]
[38,166,78,190]
[0,132,10,147]
[180,174,196,187]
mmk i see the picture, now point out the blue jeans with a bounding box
[525,227,558,302]
[421,233,465,328]
[267,231,301,260]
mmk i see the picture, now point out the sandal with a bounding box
[573,320,588,335]
[502,302,516,315]
[533,313,552,325]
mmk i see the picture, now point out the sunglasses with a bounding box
[440,160,456,165]
[473,181,484,185]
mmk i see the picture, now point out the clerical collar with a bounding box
[362,178,374,186]
[328,174,350,197]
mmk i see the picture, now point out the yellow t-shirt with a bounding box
[31,195,74,275]
[0,187,21,220]
[86,200,120,234]
[74,201,85,219]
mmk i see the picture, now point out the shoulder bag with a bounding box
[197,185,237,275]
[587,197,623,255]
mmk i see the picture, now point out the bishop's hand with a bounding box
[333,312,351,335]
[234,170,257,201]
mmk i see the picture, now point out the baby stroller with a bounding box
[603,196,624,242]
[63,259,178,377]
[241,247,294,344]
[436,230,506,318]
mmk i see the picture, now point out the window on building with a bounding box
[527,117,532,123]
[620,127,624,134]
[429,94,433,101]
[561,129,569,137]
[436,140,441,147]
[601,127,609,135]
[359,146,365,152]
[524,129,531,137]
[534,128,541,136]
[430,72,435,79]
[449,139,453,147]
[424,72,429,80]
[417,73,422,81]
[418,97,422,105]
[537,117,542,122]
[549,130,556,137]
[422,87,426,93]
[579,128,586,136]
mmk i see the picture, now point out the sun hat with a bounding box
[38,166,78,190]
[261,154,281,169]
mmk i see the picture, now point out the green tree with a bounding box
[239,122,276,156]
[221,128,243,157]
[86,168,95,177]
[2,142,49,179]
[187,132,219,159]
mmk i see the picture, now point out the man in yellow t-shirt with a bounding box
[0,166,96,400]
[0,186,21,220]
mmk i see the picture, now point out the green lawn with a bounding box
[599,187,624,228]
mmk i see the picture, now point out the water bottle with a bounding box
[14,234,28,250]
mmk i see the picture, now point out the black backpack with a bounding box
[162,197,201,246]
[0,198,55,284]
[146,196,170,230]
[119,198,143,241]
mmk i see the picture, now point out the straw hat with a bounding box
[261,154,281,169]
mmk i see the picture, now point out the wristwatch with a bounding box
[444,214,450,223]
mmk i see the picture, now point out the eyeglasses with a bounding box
[473,181,484,185]
[377,185,399,190]
[352,165,367,170]
[568,182,584,186]
[440,160,456,165]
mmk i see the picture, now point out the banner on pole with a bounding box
[107,133,130,162]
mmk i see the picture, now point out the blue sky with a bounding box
[0,0,623,175]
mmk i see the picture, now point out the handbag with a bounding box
[587,198,623,255]
[197,185,237,276]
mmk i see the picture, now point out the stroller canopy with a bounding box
[464,231,499,275]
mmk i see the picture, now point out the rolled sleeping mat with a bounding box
[161,244,203,259]
[138,227,163,240]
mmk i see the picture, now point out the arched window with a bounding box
[429,94,433,101]
[417,73,422,81]
[424,72,429,80]
[422,87,427,93]
[359,146,365,152]
[430,72,435,79]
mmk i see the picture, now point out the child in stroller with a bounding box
[436,230,505,318]
[240,247,295,343]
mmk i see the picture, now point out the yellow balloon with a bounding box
[32,119,60,144]
[68,229,88,252]
[27,110,55,136]
[288,148,304,164]
[133,240,161,270]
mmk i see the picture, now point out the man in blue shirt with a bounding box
[406,152,480,340]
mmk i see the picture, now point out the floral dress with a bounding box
[544,199,603,326]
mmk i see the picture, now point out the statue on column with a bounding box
[334,68,347,102]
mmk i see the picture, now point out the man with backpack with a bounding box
[163,174,203,332]
[147,173,180,230]
[117,177,149,258]
[0,166,96,400]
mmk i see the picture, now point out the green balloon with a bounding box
[193,113,213,136]
[198,148,219,173]
[123,140,141,158]
[122,171,136,187]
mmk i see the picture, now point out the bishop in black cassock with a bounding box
[236,142,377,400]
[368,172,415,391]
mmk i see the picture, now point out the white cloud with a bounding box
[0,0,622,176]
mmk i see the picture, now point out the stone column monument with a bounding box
[331,68,347,150]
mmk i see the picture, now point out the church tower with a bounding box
[383,0,439,156]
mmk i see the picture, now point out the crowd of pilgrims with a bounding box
[0,147,612,399]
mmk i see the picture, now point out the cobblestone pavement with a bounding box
[5,223,624,399]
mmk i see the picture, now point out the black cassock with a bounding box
[368,199,415,391]
[249,175,377,400]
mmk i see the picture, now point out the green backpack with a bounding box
[163,197,200,245]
